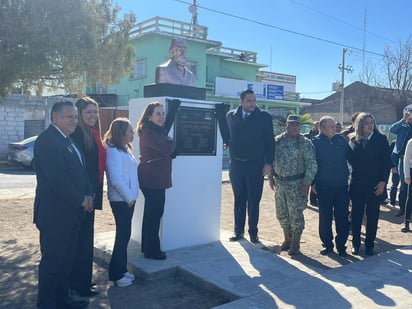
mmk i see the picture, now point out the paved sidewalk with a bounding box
[94,230,412,308]
[2,167,411,308]
[94,170,412,308]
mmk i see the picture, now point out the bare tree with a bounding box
[358,59,379,86]
[382,36,412,118]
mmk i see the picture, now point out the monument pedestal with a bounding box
[144,83,206,100]
[129,97,223,250]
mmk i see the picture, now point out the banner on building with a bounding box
[215,77,287,100]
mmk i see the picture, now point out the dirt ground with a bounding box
[0,181,410,308]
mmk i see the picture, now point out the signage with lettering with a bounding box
[215,77,288,100]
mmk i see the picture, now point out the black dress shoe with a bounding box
[250,236,260,244]
[338,250,347,257]
[351,247,359,255]
[320,248,333,255]
[229,234,244,242]
[72,287,99,297]
[365,248,374,256]
[58,299,89,309]
[401,222,410,232]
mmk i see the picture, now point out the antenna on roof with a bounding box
[189,0,198,25]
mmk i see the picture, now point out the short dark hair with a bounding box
[51,100,75,117]
[240,89,255,100]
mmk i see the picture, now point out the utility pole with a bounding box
[338,48,352,124]
[190,0,198,25]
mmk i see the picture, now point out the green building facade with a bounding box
[99,17,308,118]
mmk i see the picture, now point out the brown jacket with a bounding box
[138,123,176,189]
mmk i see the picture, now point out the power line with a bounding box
[175,0,385,58]
[288,0,397,44]
[300,90,333,95]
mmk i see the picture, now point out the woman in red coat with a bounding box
[137,101,176,260]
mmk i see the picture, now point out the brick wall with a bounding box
[0,105,25,160]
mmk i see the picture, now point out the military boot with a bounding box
[288,231,302,256]
[280,228,292,251]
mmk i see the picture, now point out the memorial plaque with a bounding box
[174,107,217,155]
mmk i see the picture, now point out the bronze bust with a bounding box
[155,38,195,86]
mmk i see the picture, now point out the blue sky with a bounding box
[115,0,411,99]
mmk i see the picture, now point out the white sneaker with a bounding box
[115,276,132,287]
[124,271,135,281]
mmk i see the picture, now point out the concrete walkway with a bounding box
[94,230,412,308]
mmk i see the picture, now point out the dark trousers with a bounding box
[390,172,400,205]
[109,201,134,281]
[229,159,264,237]
[37,223,79,308]
[140,188,166,256]
[317,184,350,251]
[405,181,412,222]
[350,186,381,249]
[398,159,407,211]
[70,210,95,291]
[309,190,318,206]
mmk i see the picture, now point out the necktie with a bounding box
[67,137,84,166]
[243,113,250,120]
[362,138,368,148]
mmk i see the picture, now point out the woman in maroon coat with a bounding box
[137,101,176,260]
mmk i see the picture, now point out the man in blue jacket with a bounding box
[226,89,275,243]
[312,116,350,257]
[389,104,412,217]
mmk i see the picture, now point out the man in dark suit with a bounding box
[226,89,275,243]
[34,101,93,309]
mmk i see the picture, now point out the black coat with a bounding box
[348,131,392,191]
[33,125,92,228]
[71,126,103,210]
[226,106,275,164]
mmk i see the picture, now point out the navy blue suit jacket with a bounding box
[226,106,275,164]
[33,124,91,229]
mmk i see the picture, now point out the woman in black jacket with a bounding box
[70,97,106,296]
[348,112,392,256]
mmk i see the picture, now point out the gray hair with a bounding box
[319,116,335,129]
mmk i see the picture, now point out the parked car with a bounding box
[7,135,37,169]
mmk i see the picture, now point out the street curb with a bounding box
[0,161,16,166]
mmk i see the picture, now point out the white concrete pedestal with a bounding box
[129,97,223,250]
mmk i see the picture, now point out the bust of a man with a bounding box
[155,38,196,86]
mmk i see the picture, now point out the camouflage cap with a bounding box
[286,115,301,123]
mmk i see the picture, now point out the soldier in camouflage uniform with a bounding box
[269,115,317,255]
